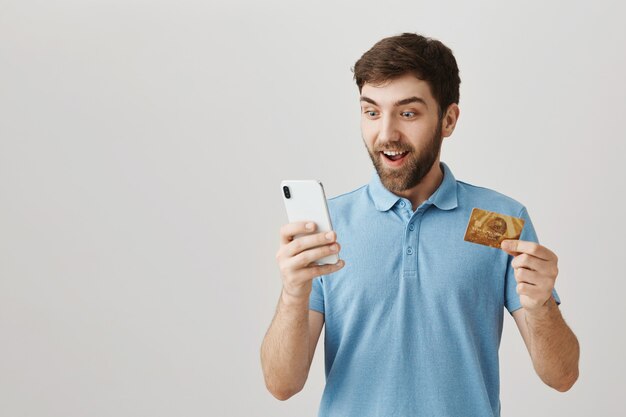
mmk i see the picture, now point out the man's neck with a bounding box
[394,158,444,211]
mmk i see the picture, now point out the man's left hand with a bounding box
[500,239,559,312]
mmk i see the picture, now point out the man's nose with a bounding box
[378,114,400,143]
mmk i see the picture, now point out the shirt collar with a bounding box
[368,161,458,212]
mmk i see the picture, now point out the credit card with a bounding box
[463,208,525,249]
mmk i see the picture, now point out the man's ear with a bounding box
[441,103,460,138]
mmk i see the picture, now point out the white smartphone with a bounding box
[281,180,339,265]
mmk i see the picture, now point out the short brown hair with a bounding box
[352,33,461,119]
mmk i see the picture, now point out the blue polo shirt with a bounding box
[309,161,560,417]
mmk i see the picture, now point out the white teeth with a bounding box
[382,151,407,156]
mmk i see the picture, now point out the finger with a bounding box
[294,259,346,281]
[513,267,542,286]
[511,253,550,271]
[516,282,545,298]
[511,254,559,280]
[514,267,556,290]
[284,230,337,258]
[501,240,557,261]
[280,221,316,245]
[292,242,341,269]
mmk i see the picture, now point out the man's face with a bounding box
[360,73,444,194]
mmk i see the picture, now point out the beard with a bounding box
[364,120,443,193]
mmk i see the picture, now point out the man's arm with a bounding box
[502,239,580,392]
[512,301,579,391]
[260,290,325,400]
[260,221,343,400]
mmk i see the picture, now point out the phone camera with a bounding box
[283,186,291,199]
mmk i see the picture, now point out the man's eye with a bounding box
[401,111,416,118]
[364,111,378,117]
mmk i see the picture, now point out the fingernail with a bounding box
[306,223,314,231]
[330,244,338,251]
[325,232,334,240]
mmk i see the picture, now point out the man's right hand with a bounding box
[275,221,345,303]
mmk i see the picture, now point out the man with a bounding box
[261,33,579,416]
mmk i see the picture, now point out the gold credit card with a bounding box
[463,208,525,249]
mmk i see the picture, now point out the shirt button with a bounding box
[407,247,413,255]
[399,201,405,207]
[409,223,415,231]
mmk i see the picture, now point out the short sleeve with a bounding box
[504,206,561,314]
[309,276,325,313]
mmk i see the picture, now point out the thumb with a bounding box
[500,239,521,256]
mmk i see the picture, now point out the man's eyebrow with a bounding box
[360,95,428,108]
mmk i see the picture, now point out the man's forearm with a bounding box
[525,297,580,391]
[260,290,311,400]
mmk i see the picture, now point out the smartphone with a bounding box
[281,180,339,265]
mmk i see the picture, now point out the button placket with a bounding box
[403,207,429,278]
[403,213,419,277]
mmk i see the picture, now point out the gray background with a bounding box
[1,0,624,416]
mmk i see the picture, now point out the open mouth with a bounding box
[380,150,409,164]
